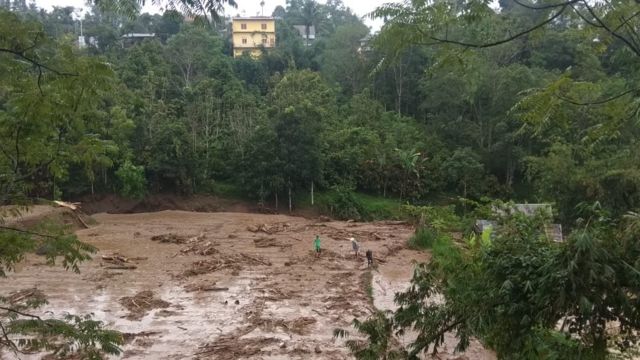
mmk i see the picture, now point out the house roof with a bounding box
[121,33,155,38]
[233,16,274,20]
[493,203,553,217]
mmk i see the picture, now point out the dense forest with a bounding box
[3,0,640,358]
[2,0,639,223]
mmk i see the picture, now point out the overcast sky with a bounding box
[34,0,389,31]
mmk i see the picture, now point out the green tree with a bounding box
[115,160,147,199]
[0,9,122,357]
[349,209,640,359]
[267,70,335,210]
[321,23,369,98]
[441,148,485,199]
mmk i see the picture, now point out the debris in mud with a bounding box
[258,286,298,302]
[253,236,291,249]
[383,243,405,257]
[184,282,229,292]
[122,330,161,344]
[326,271,355,289]
[150,233,188,244]
[3,288,45,305]
[85,270,124,282]
[247,222,290,234]
[310,226,391,242]
[155,309,179,317]
[105,264,137,270]
[119,291,170,320]
[322,290,373,318]
[196,336,280,360]
[249,316,317,335]
[289,317,317,335]
[181,253,271,277]
[181,241,219,255]
[101,253,147,269]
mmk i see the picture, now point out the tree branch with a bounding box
[570,4,604,28]
[613,10,640,33]
[581,0,640,57]
[555,88,639,106]
[0,48,78,77]
[512,0,578,10]
[429,5,569,48]
[0,321,20,353]
[0,225,59,239]
[0,306,45,321]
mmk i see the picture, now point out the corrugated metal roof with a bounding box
[121,33,155,38]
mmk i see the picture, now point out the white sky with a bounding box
[34,0,388,31]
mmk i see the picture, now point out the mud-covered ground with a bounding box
[1,207,494,359]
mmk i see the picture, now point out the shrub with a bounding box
[323,185,365,220]
[115,160,147,199]
[402,204,463,231]
[407,226,439,249]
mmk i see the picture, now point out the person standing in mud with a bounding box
[314,235,321,257]
[350,237,359,258]
[366,249,373,267]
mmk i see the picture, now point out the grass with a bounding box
[354,193,404,220]
[207,183,406,221]
[296,190,405,221]
[407,226,439,249]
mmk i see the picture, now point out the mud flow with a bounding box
[1,209,493,359]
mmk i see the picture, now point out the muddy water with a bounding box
[373,250,495,359]
[1,210,492,359]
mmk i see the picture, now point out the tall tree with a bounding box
[0,9,122,357]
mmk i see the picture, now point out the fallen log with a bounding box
[373,256,387,264]
[105,265,137,270]
[202,287,229,292]
[102,255,128,263]
[241,253,271,266]
[53,200,79,210]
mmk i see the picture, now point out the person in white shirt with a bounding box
[350,237,359,258]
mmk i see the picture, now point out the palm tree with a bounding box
[395,148,421,200]
[300,0,320,46]
[94,0,237,24]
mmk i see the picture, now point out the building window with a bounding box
[270,38,275,45]
[241,23,247,30]
[242,38,247,44]
[261,23,267,30]
[262,38,267,44]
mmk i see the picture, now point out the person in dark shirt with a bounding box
[366,249,373,267]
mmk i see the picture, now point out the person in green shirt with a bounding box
[313,235,321,257]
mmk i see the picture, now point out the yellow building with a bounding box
[232,16,276,58]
